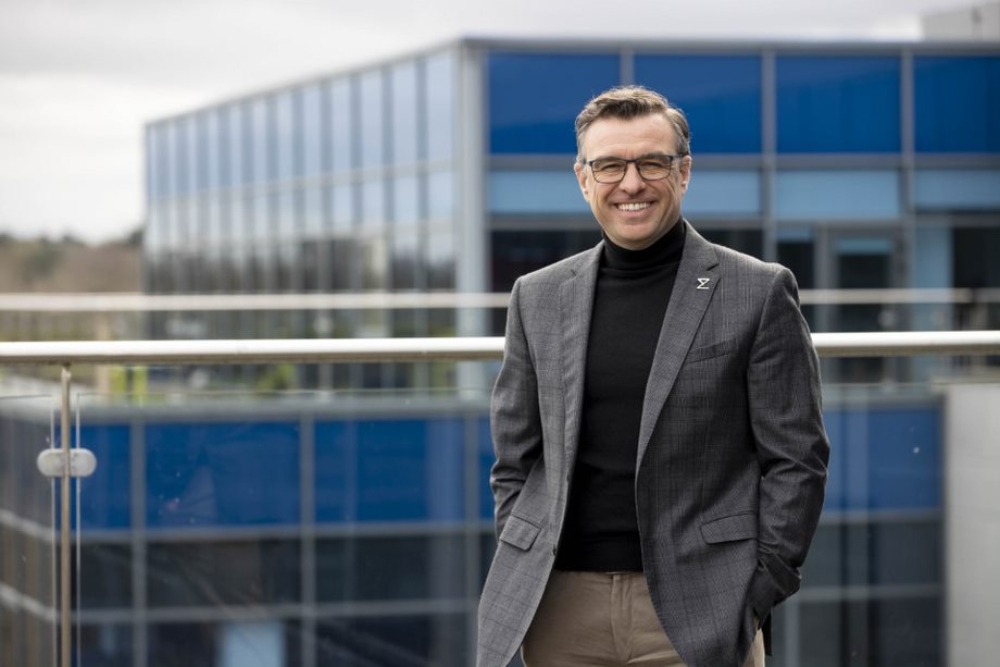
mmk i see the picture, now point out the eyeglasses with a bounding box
[585,154,683,184]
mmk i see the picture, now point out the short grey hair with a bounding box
[575,85,691,163]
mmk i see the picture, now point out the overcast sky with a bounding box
[0,0,985,243]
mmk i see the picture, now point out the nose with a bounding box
[617,162,646,193]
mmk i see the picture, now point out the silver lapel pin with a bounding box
[697,277,711,290]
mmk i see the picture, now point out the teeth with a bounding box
[617,202,651,212]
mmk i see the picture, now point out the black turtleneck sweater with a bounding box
[555,220,686,572]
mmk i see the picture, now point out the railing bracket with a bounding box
[36,449,97,478]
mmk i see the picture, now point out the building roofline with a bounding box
[145,34,999,129]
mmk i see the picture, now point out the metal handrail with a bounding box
[1,288,999,312]
[1,331,1000,365]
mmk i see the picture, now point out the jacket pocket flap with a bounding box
[701,513,757,544]
[499,515,541,551]
[685,340,735,364]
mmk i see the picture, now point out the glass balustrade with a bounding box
[1,350,998,667]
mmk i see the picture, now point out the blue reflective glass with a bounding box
[914,168,1000,210]
[391,61,419,165]
[360,70,385,168]
[425,51,455,162]
[145,422,301,528]
[315,419,465,523]
[775,169,900,221]
[225,104,244,188]
[824,405,941,511]
[488,170,588,215]
[301,83,324,176]
[634,55,761,153]
[683,170,761,217]
[362,178,385,226]
[330,78,353,173]
[303,184,323,234]
[914,56,1000,153]
[250,97,270,184]
[205,110,221,192]
[478,418,493,520]
[428,170,453,220]
[274,89,296,181]
[489,53,620,154]
[79,424,131,530]
[393,174,420,225]
[776,56,901,153]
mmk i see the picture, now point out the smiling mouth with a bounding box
[616,202,652,212]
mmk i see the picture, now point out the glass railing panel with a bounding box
[0,393,58,667]
[74,373,494,667]
[65,361,1000,667]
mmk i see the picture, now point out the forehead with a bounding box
[582,113,676,158]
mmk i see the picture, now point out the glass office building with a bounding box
[144,38,1000,384]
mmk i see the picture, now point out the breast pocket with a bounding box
[684,339,736,364]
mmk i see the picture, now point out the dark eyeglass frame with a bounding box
[584,153,685,184]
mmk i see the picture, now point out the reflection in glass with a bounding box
[427,170,454,221]
[392,173,420,225]
[776,56,901,153]
[330,182,355,232]
[634,55,762,154]
[425,51,455,162]
[360,69,385,169]
[362,178,386,227]
[330,78,353,173]
[301,82,324,176]
[274,88,297,182]
[392,60,419,165]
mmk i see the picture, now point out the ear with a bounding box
[678,155,692,194]
[574,162,590,199]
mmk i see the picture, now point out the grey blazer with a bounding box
[477,223,829,667]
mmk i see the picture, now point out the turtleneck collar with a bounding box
[601,218,686,272]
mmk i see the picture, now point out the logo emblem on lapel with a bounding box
[697,277,711,290]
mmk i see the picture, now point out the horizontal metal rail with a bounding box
[1,288,999,312]
[1,331,999,365]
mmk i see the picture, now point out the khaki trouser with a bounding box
[522,571,765,667]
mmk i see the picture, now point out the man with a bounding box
[477,86,829,667]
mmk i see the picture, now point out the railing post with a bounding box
[60,364,71,667]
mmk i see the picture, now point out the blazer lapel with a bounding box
[637,224,720,466]
[560,244,602,472]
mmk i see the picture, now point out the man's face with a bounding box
[574,113,691,251]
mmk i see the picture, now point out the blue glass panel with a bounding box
[634,55,762,153]
[914,56,1000,153]
[775,170,900,221]
[301,83,324,176]
[250,97,270,184]
[428,170,453,220]
[488,53,620,154]
[393,174,419,225]
[145,422,300,528]
[824,406,941,512]
[225,104,244,189]
[315,419,465,523]
[204,110,221,192]
[330,182,354,231]
[488,170,588,214]
[391,61,419,165]
[683,170,761,216]
[360,70,385,169]
[914,169,1000,210]
[330,78,353,173]
[478,418,494,521]
[79,424,131,530]
[776,56,901,153]
[274,89,296,182]
[425,51,455,162]
[362,178,385,226]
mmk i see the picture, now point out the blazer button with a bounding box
[551,546,557,556]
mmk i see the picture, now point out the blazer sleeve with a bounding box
[489,278,544,539]
[745,266,830,621]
